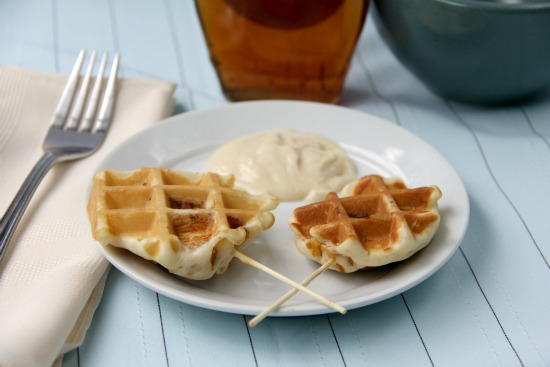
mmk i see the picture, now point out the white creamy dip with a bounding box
[207,129,356,201]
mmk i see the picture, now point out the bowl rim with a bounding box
[432,0,550,12]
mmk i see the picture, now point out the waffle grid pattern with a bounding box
[96,169,272,248]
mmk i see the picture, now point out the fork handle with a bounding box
[0,153,59,262]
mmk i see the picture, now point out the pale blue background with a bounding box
[1,1,549,366]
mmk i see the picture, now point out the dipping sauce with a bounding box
[207,129,356,201]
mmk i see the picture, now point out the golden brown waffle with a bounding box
[88,168,278,279]
[290,175,442,272]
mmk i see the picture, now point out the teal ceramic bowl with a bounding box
[372,0,550,104]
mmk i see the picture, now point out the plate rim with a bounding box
[95,100,470,316]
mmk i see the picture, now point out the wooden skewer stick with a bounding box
[234,251,346,315]
[248,258,336,327]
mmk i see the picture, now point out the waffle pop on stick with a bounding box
[249,175,441,326]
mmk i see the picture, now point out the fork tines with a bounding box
[51,49,120,133]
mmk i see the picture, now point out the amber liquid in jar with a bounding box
[195,0,368,103]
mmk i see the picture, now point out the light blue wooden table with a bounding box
[1,1,549,366]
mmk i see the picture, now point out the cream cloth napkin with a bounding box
[0,66,176,367]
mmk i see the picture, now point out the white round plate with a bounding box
[97,100,469,316]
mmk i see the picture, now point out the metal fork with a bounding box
[0,49,120,262]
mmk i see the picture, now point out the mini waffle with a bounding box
[88,168,278,279]
[290,175,442,273]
